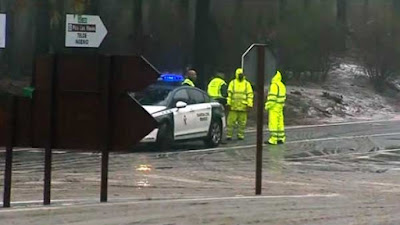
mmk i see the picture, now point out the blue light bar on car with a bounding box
[160,74,184,82]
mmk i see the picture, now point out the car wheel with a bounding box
[204,119,222,148]
[156,122,173,151]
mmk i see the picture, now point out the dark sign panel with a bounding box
[0,54,159,151]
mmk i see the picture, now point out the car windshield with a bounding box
[134,85,174,106]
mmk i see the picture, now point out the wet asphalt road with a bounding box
[1,119,400,224]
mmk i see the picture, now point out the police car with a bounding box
[131,74,226,150]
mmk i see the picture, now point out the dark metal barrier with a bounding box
[0,54,159,207]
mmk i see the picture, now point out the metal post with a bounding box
[100,56,113,202]
[101,151,109,202]
[3,96,17,208]
[44,55,58,205]
[255,45,265,195]
[44,145,52,205]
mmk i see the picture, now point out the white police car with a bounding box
[131,74,226,150]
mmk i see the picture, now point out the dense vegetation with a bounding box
[0,0,399,91]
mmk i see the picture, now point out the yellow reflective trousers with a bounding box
[227,111,247,139]
[268,105,285,144]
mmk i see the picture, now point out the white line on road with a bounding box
[0,193,340,213]
[246,118,400,133]
[288,132,400,144]
[285,148,400,161]
[1,118,400,154]
[1,131,399,156]
[170,132,400,155]
[146,174,203,183]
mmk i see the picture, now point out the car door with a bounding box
[171,89,192,139]
[187,89,212,137]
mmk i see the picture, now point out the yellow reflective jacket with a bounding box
[227,68,254,111]
[207,77,227,99]
[265,71,286,110]
[182,78,195,87]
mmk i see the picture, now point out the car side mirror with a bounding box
[176,101,187,109]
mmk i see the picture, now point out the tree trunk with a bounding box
[363,0,369,23]
[336,0,347,51]
[49,0,64,54]
[133,0,143,55]
[178,0,191,72]
[34,0,50,56]
[392,0,400,37]
[336,0,347,25]
[193,0,210,89]
[8,0,36,79]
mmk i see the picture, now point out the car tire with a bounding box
[156,122,173,151]
[204,119,222,148]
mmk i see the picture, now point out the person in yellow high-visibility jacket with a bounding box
[182,70,197,87]
[265,71,287,145]
[207,72,228,105]
[226,68,254,140]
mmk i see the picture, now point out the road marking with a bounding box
[169,132,400,155]
[246,118,400,133]
[146,174,203,184]
[357,181,400,187]
[1,118,400,154]
[289,132,400,144]
[1,132,399,157]
[0,193,340,213]
[285,148,400,161]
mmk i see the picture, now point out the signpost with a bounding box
[65,14,108,48]
[242,44,276,195]
[242,44,276,85]
[0,14,6,48]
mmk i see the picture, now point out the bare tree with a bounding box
[352,5,400,92]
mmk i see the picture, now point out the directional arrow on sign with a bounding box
[65,14,108,48]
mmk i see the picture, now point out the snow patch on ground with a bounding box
[284,63,400,125]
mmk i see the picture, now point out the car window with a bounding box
[203,93,210,103]
[172,89,190,106]
[135,86,173,106]
[188,89,205,105]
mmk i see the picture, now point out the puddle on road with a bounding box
[136,178,151,188]
[266,146,286,174]
[286,147,351,162]
[136,164,153,172]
